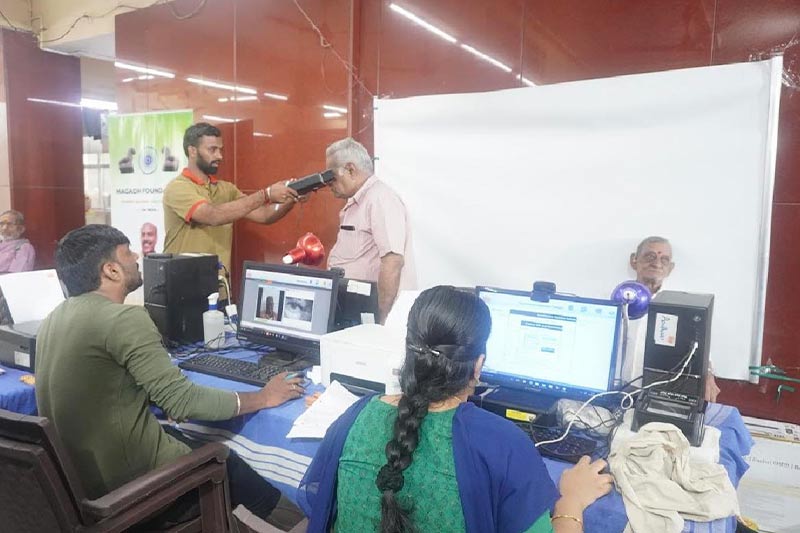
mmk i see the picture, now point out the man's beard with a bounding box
[197,156,220,175]
[125,271,143,293]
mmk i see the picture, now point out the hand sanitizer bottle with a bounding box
[203,292,225,349]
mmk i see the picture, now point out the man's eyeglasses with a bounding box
[638,252,672,266]
[0,221,19,227]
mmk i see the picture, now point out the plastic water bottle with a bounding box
[203,292,225,349]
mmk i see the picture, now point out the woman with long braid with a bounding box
[298,286,612,532]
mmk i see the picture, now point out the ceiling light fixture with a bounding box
[187,77,257,95]
[80,98,119,111]
[114,61,175,79]
[389,3,457,44]
[263,91,289,101]
[122,75,155,83]
[322,104,347,113]
[460,44,512,73]
[28,97,118,111]
[217,95,258,102]
[202,114,239,123]
[27,97,81,108]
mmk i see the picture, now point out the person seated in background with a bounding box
[624,236,720,401]
[299,286,612,533]
[0,209,35,273]
[35,224,305,529]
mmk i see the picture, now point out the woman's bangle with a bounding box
[264,186,272,204]
[551,514,583,530]
[234,392,241,416]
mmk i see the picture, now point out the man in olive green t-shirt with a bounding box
[36,224,305,522]
[163,122,301,298]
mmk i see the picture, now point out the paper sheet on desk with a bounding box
[287,381,360,439]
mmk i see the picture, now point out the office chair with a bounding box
[0,408,233,532]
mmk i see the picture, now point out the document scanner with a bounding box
[0,320,40,372]
[320,324,406,395]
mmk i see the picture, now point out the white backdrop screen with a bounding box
[374,58,782,380]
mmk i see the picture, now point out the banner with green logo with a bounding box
[108,110,193,258]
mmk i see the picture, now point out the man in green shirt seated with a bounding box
[36,224,305,526]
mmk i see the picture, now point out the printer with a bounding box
[320,324,406,395]
[0,320,40,372]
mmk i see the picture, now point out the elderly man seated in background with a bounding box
[0,209,34,274]
[624,236,720,401]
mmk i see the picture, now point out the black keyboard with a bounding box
[179,354,283,387]
[516,422,597,463]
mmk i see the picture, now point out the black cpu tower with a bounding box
[632,290,714,446]
[143,254,219,344]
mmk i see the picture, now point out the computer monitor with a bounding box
[237,261,341,364]
[333,278,379,331]
[477,286,622,402]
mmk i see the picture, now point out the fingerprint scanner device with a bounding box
[320,324,406,395]
[632,291,713,447]
[143,254,219,344]
[288,169,336,195]
[475,286,622,421]
[237,261,340,368]
[0,320,39,371]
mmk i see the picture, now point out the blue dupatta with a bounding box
[297,395,559,533]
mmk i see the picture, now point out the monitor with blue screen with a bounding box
[477,286,622,402]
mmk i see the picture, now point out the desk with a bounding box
[0,364,36,414]
[0,347,752,532]
[179,350,754,533]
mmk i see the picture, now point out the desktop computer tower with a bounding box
[641,291,713,399]
[633,290,713,446]
[143,254,219,344]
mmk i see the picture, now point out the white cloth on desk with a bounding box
[612,410,721,464]
[609,422,739,533]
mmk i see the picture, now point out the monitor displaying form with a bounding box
[478,287,622,400]
[238,261,340,361]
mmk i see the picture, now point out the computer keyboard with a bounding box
[516,422,597,463]
[179,354,283,387]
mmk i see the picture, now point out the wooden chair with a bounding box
[0,408,233,532]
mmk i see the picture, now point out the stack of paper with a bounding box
[743,415,800,443]
[286,381,360,439]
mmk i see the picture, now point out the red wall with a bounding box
[1,29,85,268]
[116,0,800,422]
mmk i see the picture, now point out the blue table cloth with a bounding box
[0,364,36,414]
[0,342,752,533]
[179,349,754,533]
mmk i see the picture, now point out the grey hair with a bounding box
[326,137,374,174]
[0,210,24,225]
[635,236,671,257]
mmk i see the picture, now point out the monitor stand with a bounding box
[258,349,317,371]
[482,387,559,416]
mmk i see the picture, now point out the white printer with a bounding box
[320,324,406,395]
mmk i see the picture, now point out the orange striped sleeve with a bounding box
[185,199,208,223]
